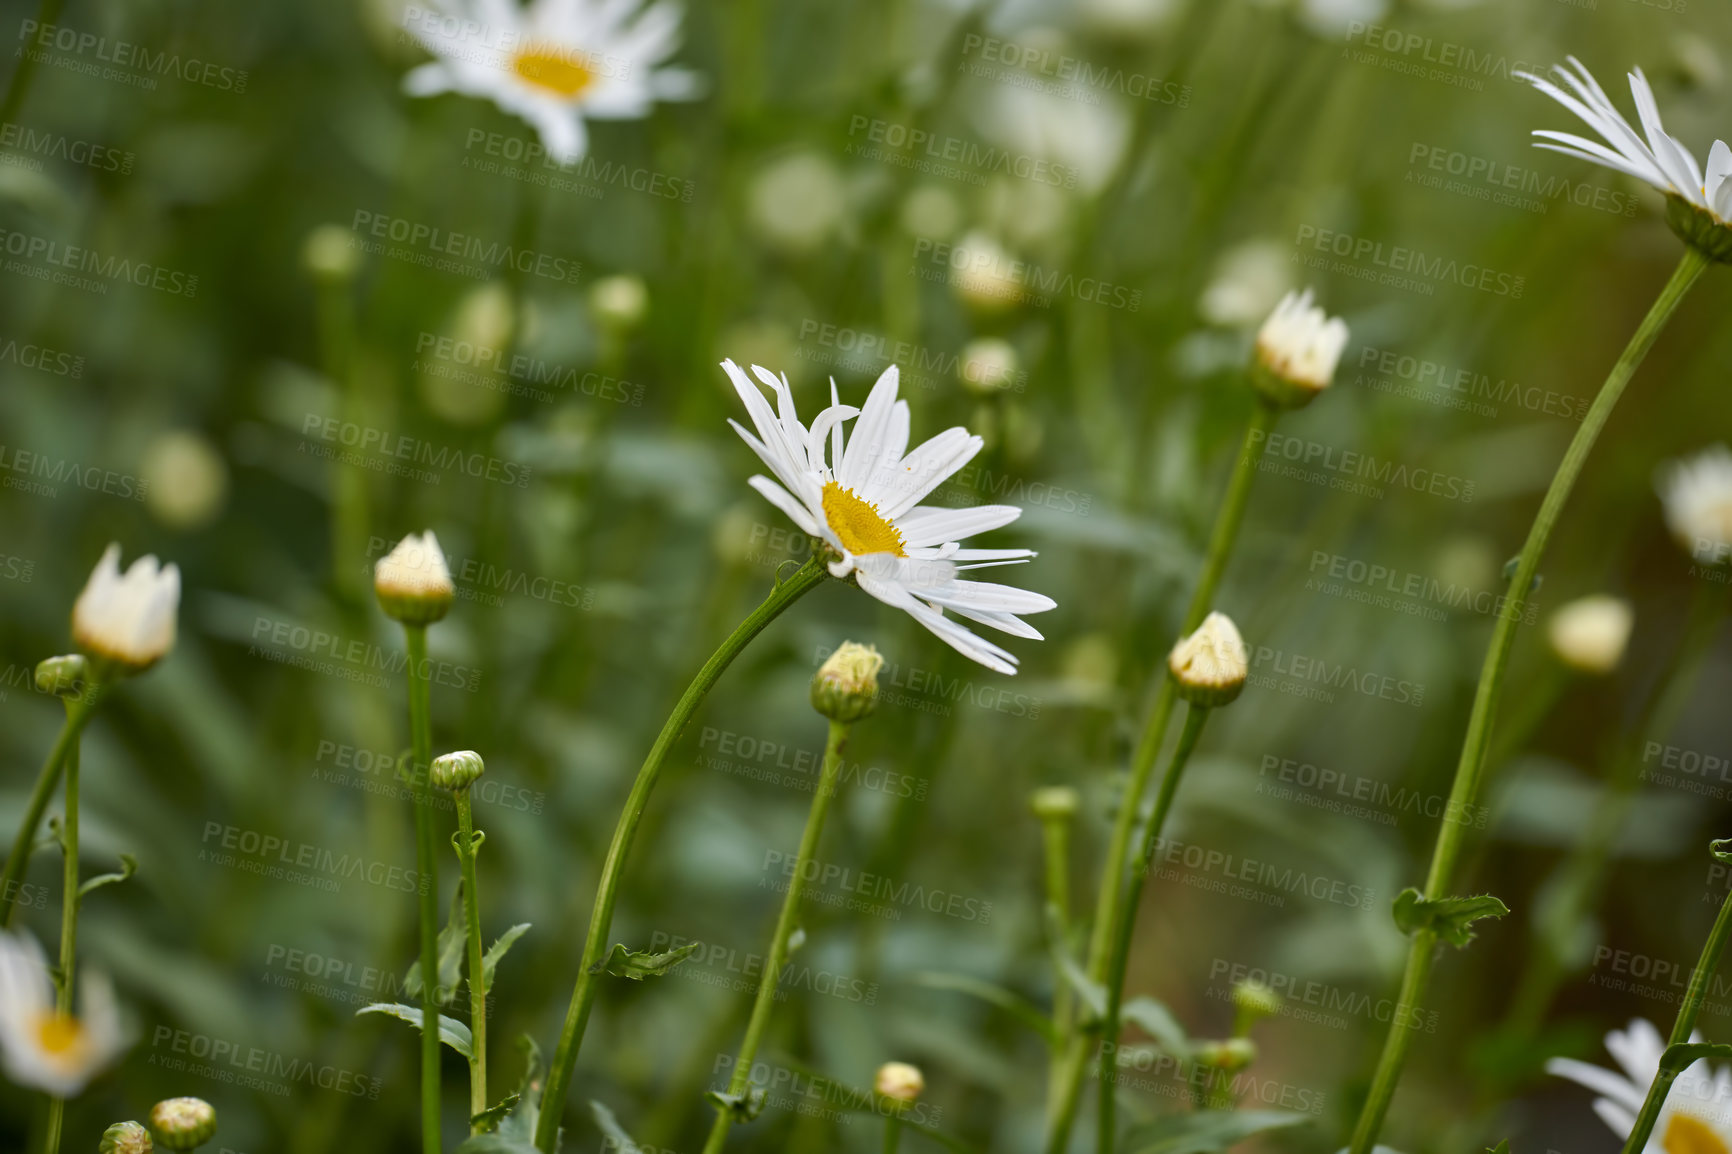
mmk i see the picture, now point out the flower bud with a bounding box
[150,1098,215,1150]
[1547,595,1634,676]
[102,1122,153,1154]
[1251,288,1348,409]
[302,224,359,282]
[1029,786,1079,822]
[374,531,455,626]
[875,1061,924,1104]
[73,544,180,676]
[431,750,485,792]
[1232,978,1282,1023]
[1667,195,1732,264]
[959,338,1018,396]
[811,642,883,723]
[1168,613,1247,707]
[1197,1037,1256,1071]
[589,274,648,331]
[34,654,88,698]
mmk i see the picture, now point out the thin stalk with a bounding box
[882,1115,903,1154]
[1039,811,1075,1105]
[2,694,97,930]
[1347,244,1711,1154]
[39,722,80,1154]
[702,718,851,1154]
[534,558,828,1153]
[1098,705,1212,1153]
[1620,856,1732,1154]
[455,791,487,1132]
[0,0,66,126]
[405,625,442,1154]
[1046,399,1279,1153]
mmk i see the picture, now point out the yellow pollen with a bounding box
[821,481,906,557]
[34,1012,84,1058]
[511,45,596,99]
[1665,1114,1731,1154]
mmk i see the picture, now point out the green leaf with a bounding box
[590,940,701,980]
[454,1135,540,1153]
[1123,1109,1311,1154]
[356,1003,473,1059]
[470,1094,520,1134]
[705,1087,766,1122]
[1054,948,1107,1024]
[588,1100,643,1153]
[462,1036,550,1148]
[481,923,532,994]
[1710,838,1732,866]
[78,854,137,901]
[1391,888,1510,948]
[1487,1142,1512,1154]
[912,971,1055,1044]
[1122,996,1192,1061]
[1661,1041,1732,1075]
[406,883,468,1004]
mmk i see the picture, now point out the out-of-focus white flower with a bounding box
[140,430,229,531]
[1252,288,1348,407]
[748,152,847,255]
[1547,595,1634,675]
[1659,446,1732,564]
[302,224,359,281]
[959,338,1020,396]
[421,282,516,424]
[1168,612,1248,707]
[1077,0,1180,39]
[72,544,180,675]
[401,0,699,166]
[1296,0,1388,38]
[374,530,455,625]
[724,360,1055,674]
[969,80,1131,196]
[1551,1018,1732,1153]
[588,274,648,330]
[949,231,1024,313]
[900,185,962,240]
[875,1061,925,1103]
[1200,239,1295,328]
[0,931,126,1098]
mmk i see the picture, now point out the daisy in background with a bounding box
[0,931,125,1098]
[724,360,1056,675]
[1550,1019,1732,1154]
[401,0,700,165]
[1659,445,1732,566]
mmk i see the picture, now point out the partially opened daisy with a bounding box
[402,0,700,165]
[724,360,1056,675]
[1517,57,1732,258]
[1659,445,1732,565]
[1550,1018,1732,1154]
[0,931,125,1098]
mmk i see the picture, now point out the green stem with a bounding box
[1039,812,1074,1105]
[405,625,442,1154]
[0,0,66,126]
[882,1115,902,1154]
[1046,400,1278,1154]
[455,791,487,1132]
[703,718,851,1154]
[39,720,80,1154]
[534,558,827,1153]
[1,695,97,930]
[1098,705,1212,1154]
[1347,244,1711,1154]
[1619,849,1732,1154]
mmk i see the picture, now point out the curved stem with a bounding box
[405,625,442,1154]
[455,791,487,1132]
[40,721,80,1154]
[535,558,827,1152]
[1047,400,1278,1154]
[1,694,96,930]
[1098,705,1211,1154]
[702,718,849,1154]
[1347,244,1710,1154]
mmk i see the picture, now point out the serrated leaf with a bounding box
[591,940,700,980]
[78,854,137,901]
[1124,1109,1311,1154]
[1392,888,1510,948]
[589,1100,642,1153]
[481,923,531,994]
[406,883,468,1004]
[1487,1142,1511,1154]
[1122,996,1191,1060]
[705,1088,766,1122]
[913,971,1055,1044]
[470,1093,520,1134]
[357,1003,473,1059]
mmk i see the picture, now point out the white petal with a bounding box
[1547,1057,1646,1115]
[1707,140,1732,217]
[919,578,1058,616]
[874,428,984,518]
[746,475,822,537]
[896,504,1022,547]
[837,366,903,491]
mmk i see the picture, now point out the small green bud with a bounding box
[431,750,485,792]
[34,654,88,698]
[1197,1037,1256,1071]
[1232,978,1282,1023]
[1029,786,1079,821]
[101,1121,153,1154]
[150,1098,215,1150]
[303,224,360,281]
[811,642,883,723]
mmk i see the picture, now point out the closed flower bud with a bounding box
[1232,978,1282,1023]
[1197,1037,1256,1071]
[1251,288,1348,409]
[73,544,180,676]
[1168,613,1248,707]
[875,1061,924,1104]
[431,750,485,792]
[811,642,883,723]
[34,654,87,698]
[374,531,455,626]
[302,224,359,282]
[1029,786,1079,822]
[101,1122,153,1153]
[1548,595,1634,676]
[959,338,1018,396]
[589,274,648,331]
[149,1098,215,1150]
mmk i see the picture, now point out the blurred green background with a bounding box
[3,0,1732,1150]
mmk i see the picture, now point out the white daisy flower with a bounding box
[1252,288,1348,408]
[1550,1018,1732,1154]
[723,360,1056,675]
[401,0,700,166]
[0,931,126,1098]
[1547,594,1634,675]
[72,543,180,675]
[1516,57,1732,223]
[1659,445,1732,565]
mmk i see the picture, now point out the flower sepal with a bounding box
[1667,195,1732,263]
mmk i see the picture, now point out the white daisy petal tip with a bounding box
[72,542,180,675]
[1252,288,1347,408]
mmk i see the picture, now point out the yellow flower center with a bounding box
[511,44,596,99]
[34,1012,85,1059]
[1665,1114,1731,1154]
[821,481,906,557]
